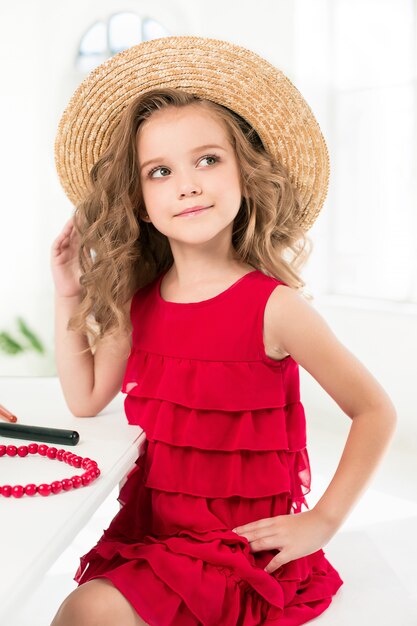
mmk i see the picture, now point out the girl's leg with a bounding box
[50,578,149,626]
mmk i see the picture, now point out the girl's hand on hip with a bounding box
[50,216,89,298]
[232,508,338,574]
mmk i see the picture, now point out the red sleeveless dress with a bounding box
[74,268,344,625]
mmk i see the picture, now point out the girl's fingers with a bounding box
[53,235,68,250]
[52,216,85,253]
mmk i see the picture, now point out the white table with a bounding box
[0,377,145,623]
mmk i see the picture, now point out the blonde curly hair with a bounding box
[67,88,313,355]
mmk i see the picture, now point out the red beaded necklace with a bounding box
[0,442,100,498]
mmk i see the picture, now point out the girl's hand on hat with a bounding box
[50,216,88,298]
[231,508,338,574]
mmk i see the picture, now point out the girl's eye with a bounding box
[200,154,219,167]
[147,154,220,179]
[148,166,170,179]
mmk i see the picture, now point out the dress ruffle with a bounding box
[142,439,311,504]
[122,347,300,409]
[123,396,307,451]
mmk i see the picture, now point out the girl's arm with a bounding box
[54,292,131,417]
[55,293,130,417]
[266,285,397,530]
[51,217,132,417]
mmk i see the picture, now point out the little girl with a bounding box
[50,37,397,626]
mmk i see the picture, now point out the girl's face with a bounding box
[137,105,243,248]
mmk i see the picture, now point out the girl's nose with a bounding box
[179,183,202,198]
[176,169,202,197]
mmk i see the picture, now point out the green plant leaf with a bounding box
[0,332,25,355]
[16,317,45,353]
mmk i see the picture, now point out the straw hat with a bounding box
[54,35,330,231]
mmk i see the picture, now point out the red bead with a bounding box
[38,444,48,456]
[72,455,82,468]
[46,447,57,459]
[11,485,24,498]
[6,445,17,456]
[38,483,52,496]
[94,467,101,478]
[51,480,63,494]
[81,473,92,486]
[63,451,72,463]
[1,485,12,497]
[56,449,65,461]
[71,475,82,488]
[28,443,38,454]
[0,445,6,456]
[17,445,28,457]
[61,478,73,491]
[24,484,37,496]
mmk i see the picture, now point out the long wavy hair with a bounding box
[67,88,313,355]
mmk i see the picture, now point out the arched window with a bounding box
[76,12,171,73]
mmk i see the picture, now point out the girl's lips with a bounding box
[176,206,212,217]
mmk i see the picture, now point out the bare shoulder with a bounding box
[263,284,306,359]
[264,284,396,418]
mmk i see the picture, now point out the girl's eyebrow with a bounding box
[139,144,227,171]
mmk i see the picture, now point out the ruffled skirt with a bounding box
[75,441,343,625]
